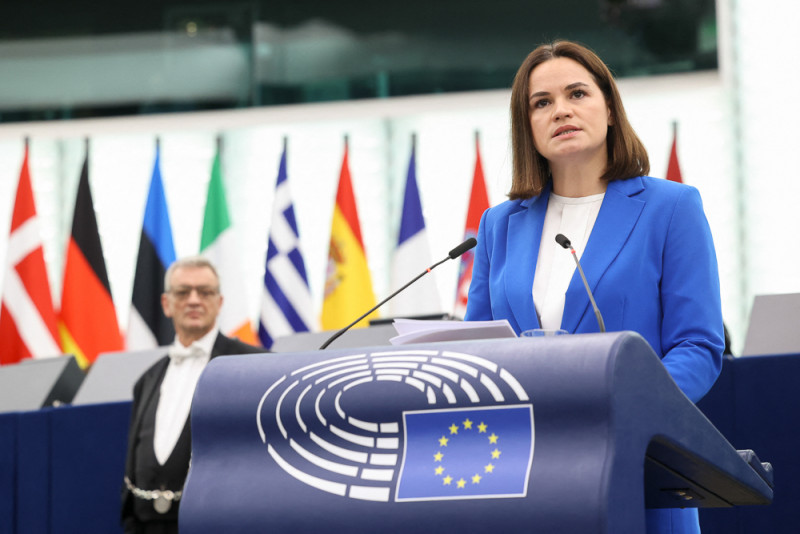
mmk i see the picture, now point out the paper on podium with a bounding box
[389,318,517,345]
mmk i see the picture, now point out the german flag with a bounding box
[58,141,123,368]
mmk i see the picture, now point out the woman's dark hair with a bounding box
[508,40,649,199]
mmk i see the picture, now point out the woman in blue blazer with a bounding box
[464,41,724,534]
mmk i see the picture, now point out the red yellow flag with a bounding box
[58,142,123,368]
[321,137,377,330]
[454,132,490,318]
[0,140,61,364]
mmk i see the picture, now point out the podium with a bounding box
[181,332,772,533]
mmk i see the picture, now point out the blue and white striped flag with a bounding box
[259,139,316,348]
[389,135,441,317]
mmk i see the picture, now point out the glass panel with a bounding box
[0,0,717,122]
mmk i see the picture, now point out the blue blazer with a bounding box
[464,176,724,404]
[465,176,725,534]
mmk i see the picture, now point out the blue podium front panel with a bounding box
[0,412,17,534]
[182,332,771,534]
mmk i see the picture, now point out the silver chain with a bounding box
[124,476,182,502]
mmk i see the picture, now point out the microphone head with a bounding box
[555,234,571,249]
[449,237,477,259]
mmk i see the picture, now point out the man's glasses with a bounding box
[168,286,219,300]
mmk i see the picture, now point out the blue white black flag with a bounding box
[127,140,176,349]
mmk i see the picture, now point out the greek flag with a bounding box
[259,139,316,348]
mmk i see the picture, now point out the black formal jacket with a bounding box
[121,333,264,528]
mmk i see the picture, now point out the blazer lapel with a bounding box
[506,187,550,330]
[561,177,645,332]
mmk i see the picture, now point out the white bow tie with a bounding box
[168,343,205,363]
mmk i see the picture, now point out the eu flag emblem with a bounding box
[395,405,534,501]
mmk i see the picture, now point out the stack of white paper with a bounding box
[389,318,517,345]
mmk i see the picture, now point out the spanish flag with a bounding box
[321,137,377,330]
[58,141,123,368]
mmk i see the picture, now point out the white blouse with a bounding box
[531,192,605,330]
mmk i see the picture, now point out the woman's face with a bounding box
[527,57,612,166]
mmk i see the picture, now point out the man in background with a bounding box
[121,256,263,534]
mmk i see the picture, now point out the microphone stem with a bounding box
[318,256,451,350]
[569,248,606,333]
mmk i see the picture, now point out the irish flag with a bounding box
[321,137,377,330]
[200,138,258,344]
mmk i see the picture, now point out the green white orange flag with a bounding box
[199,138,258,344]
[58,141,123,368]
[0,140,61,364]
[321,137,377,330]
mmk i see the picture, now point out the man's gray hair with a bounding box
[163,256,220,292]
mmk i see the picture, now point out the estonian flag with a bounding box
[127,139,176,349]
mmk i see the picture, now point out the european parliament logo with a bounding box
[396,405,534,501]
[256,347,535,503]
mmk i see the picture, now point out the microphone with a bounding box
[318,237,478,350]
[555,233,606,333]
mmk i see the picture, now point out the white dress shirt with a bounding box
[153,326,218,465]
[532,192,604,330]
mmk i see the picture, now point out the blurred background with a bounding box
[0,0,796,354]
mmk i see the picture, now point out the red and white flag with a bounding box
[454,132,490,318]
[666,122,683,183]
[0,141,60,365]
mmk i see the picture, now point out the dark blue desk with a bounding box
[0,401,130,534]
[699,352,800,533]
[0,349,794,533]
